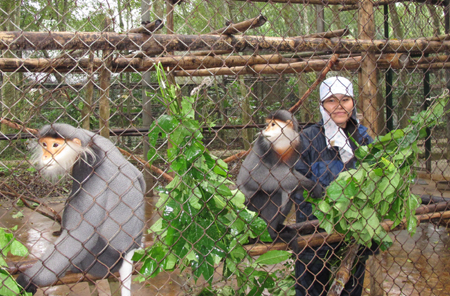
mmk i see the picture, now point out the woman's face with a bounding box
[322,94,354,128]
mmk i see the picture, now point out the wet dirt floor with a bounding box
[1,178,450,295]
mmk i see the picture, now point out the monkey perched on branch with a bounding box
[237,110,322,252]
[17,124,145,296]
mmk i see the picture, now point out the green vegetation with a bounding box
[0,226,31,296]
[133,64,293,294]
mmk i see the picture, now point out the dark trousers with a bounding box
[295,249,367,296]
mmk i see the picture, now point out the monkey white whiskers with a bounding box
[17,124,145,296]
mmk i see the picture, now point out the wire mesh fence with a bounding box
[1,0,450,295]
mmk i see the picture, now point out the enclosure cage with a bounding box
[1,0,450,295]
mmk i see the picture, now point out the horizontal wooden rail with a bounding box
[1,31,450,54]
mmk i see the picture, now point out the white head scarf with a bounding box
[319,76,358,163]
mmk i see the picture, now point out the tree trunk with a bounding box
[358,0,379,138]
[82,51,94,130]
[98,17,112,138]
[0,1,21,138]
[239,77,253,150]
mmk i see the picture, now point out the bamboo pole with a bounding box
[3,31,450,54]
[209,15,267,35]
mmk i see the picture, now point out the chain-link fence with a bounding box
[1,0,450,295]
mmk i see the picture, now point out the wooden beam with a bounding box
[235,0,445,5]
[2,31,450,54]
[340,0,446,11]
[234,0,357,4]
[128,19,164,34]
[2,53,449,74]
[302,28,350,39]
[209,15,267,35]
[0,54,283,73]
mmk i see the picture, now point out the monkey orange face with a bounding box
[263,118,299,157]
[263,119,293,142]
[39,137,68,161]
[38,137,82,170]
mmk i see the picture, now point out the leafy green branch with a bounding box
[308,92,449,251]
[135,63,292,294]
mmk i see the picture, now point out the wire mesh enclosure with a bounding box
[1,0,450,295]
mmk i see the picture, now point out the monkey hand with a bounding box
[310,183,324,199]
[16,273,38,295]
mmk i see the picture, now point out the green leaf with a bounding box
[131,248,146,262]
[0,272,20,295]
[10,240,28,257]
[254,250,291,265]
[318,200,332,213]
[185,143,203,162]
[158,115,178,134]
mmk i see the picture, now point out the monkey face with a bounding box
[36,137,83,177]
[263,119,292,142]
[262,119,299,154]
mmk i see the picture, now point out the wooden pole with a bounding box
[327,243,359,296]
[98,17,112,139]
[209,15,267,35]
[289,54,339,114]
[234,0,446,6]
[3,31,450,54]
[340,0,445,11]
[0,54,284,73]
[81,51,94,130]
[174,56,362,76]
[358,0,379,138]
[303,28,350,39]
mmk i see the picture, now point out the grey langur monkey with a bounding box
[16,124,145,296]
[236,110,322,252]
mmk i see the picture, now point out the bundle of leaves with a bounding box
[308,93,449,251]
[134,64,292,294]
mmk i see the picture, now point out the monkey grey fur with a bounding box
[236,110,321,252]
[17,124,145,294]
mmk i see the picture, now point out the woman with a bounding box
[294,76,374,296]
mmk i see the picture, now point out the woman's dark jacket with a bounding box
[294,119,373,223]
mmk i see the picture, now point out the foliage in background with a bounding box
[308,92,449,251]
[0,227,31,296]
[134,63,293,294]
